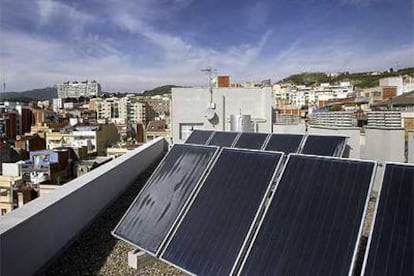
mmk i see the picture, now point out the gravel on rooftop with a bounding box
[41,158,182,276]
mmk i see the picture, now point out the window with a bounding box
[179,123,204,140]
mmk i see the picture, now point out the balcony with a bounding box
[0,137,169,276]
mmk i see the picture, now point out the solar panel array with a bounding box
[113,131,413,275]
[239,155,376,275]
[161,149,283,275]
[185,130,347,156]
[301,135,347,157]
[362,163,413,276]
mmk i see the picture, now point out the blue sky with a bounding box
[1,0,413,92]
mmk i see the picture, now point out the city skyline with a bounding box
[1,0,413,92]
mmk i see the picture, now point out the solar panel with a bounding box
[264,133,304,153]
[161,148,283,275]
[208,131,239,147]
[112,144,218,255]
[301,135,347,157]
[233,132,269,150]
[362,163,414,276]
[185,130,213,145]
[239,154,376,275]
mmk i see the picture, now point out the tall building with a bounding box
[94,96,146,125]
[57,80,101,99]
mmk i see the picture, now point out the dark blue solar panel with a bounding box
[240,155,375,275]
[185,130,213,145]
[264,133,304,153]
[161,149,283,276]
[208,131,239,147]
[112,144,218,255]
[363,163,414,276]
[301,135,347,157]
[234,132,269,150]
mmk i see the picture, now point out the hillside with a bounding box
[142,85,180,96]
[278,67,414,88]
[1,87,57,102]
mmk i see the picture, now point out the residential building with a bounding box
[57,80,101,99]
[146,120,169,141]
[94,96,146,126]
[379,76,414,96]
[0,175,24,216]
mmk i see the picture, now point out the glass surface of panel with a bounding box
[363,163,414,276]
[162,149,283,276]
[113,144,218,254]
[240,155,375,275]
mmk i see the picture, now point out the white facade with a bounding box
[274,82,354,108]
[95,96,146,125]
[57,80,101,99]
[52,98,63,112]
[171,87,273,143]
[379,76,414,96]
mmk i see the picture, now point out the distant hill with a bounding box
[0,87,57,102]
[278,67,414,88]
[142,85,180,96]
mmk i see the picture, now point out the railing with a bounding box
[0,137,168,276]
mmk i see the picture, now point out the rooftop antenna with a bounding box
[201,67,216,107]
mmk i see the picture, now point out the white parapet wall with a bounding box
[273,123,306,134]
[309,126,361,158]
[0,137,167,276]
[363,127,405,163]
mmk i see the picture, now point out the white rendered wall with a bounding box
[363,127,405,163]
[0,137,167,276]
[171,87,273,143]
[273,123,306,134]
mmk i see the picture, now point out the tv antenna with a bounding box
[201,68,216,106]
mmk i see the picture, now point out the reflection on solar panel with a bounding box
[161,149,283,275]
[240,155,375,275]
[208,131,239,147]
[301,135,346,156]
[185,130,213,145]
[234,132,269,150]
[112,144,218,255]
[264,133,304,153]
[363,163,414,276]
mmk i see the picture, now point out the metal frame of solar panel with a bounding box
[263,133,305,154]
[185,129,214,145]
[300,134,348,157]
[207,131,240,147]
[160,148,284,276]
[112,144,220,256]
[233,132,270,150]
[238,154,376,276]
[362,162,414,276]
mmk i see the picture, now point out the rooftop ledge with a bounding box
[0,137,168,276]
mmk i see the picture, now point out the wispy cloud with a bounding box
[0,0,412,91]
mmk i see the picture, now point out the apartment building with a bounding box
[57,80,101,99]
[273,82,354,108]
[93,96,146,125]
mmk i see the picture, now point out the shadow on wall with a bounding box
[43,160,162,275]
